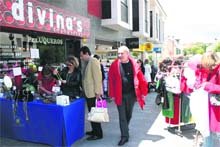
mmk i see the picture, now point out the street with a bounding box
[0,92,201,147]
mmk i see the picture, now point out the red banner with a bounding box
[0,0,90,38]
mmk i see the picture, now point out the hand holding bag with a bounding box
[88,99,109,123]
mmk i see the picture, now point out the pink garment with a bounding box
[180,75,193,94]
[194,67,209,89]
[193,64,220,133]
[209,104,220,132]
[205,64,220,132]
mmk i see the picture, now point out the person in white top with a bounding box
[144,59,152,83]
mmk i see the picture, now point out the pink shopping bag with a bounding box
[96,99,107,108]
[210,104,220,132]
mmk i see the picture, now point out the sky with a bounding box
[159,0,220,43]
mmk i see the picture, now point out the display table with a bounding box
[0,97,85,146]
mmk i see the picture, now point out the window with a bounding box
[16,38,22,47]
[156,13,159,38]
[150,11,153,37]
[144,0,148,33]
[121,0,128,23]
[159,19,161,40]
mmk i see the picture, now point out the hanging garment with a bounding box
[165,94,180,125]
[162,92,174,118]
[165,75,181,94]
[181,93,192,123]
[190,88,210,137]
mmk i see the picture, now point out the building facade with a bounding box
[0,0,167,63]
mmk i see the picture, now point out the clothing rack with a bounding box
[165,65,195,136]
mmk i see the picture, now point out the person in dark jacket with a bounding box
[54,56,81,99]
[93,54,105,81]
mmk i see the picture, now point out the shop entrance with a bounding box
[65,39,81,58]
[37,44,65,65]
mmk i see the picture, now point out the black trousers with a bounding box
[86,97,103,137]
[117,93,136,139]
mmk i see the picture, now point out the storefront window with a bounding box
[0,32,65,66]
[38,44,65,65]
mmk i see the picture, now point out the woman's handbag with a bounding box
[88,99,109,123]
[155,93,162,105]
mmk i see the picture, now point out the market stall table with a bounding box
[0,97,85,146]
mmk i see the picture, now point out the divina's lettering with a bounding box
[11,0,82,32]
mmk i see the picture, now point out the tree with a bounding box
[183,42,206,55]
[214,42,220,52]
[132,52,140,58]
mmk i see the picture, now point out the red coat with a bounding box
[204,64,220,94]
[108,58,148,109]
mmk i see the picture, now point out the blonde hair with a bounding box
[201,52,220,69]
[66,55,79,68]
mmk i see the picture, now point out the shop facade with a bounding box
[0,0,90,65]
[68,0,166,62]
[1,0,166,64]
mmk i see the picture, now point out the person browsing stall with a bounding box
[55,56,81,99]
[38,65,57,96]
[80,46,103,141]
[193,52,220,147]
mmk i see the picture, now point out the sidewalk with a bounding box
[0,92,200,147]
[74,92,200,147]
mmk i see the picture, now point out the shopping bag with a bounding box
[155,93,162,105]
[165,75,181,94]
[96,98,107,108]
[88,100,109,123]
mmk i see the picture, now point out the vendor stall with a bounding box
[0,97,85,146]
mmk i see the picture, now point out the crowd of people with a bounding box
[7,44,219,146]
[35,45,149,145]
[153,51,220,147]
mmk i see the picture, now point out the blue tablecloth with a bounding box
[0,97,85,146]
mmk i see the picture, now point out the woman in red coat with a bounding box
[108,46,148,146]
[196,52,220,147]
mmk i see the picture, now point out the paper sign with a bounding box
[13,67,22,76]
[30,48,40,59]
[56,95,70,106]
[38,66,43,71]
[52,86,61,93]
